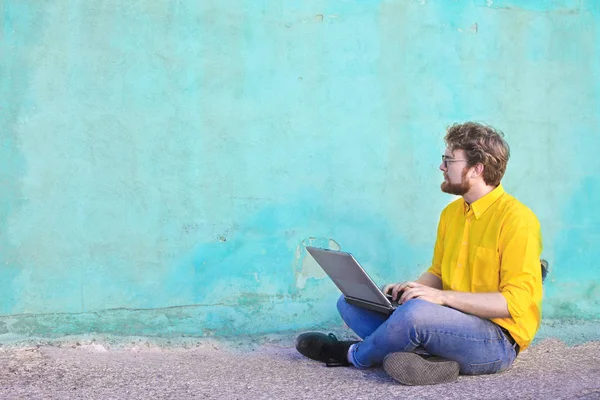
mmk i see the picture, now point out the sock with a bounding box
[347,343,356,365]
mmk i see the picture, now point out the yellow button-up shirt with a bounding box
[427,185,543,350]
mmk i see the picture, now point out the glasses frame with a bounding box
[441,155,468,169]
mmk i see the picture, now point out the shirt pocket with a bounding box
[471,246,500,291]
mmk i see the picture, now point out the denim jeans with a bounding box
[337,295,518,375]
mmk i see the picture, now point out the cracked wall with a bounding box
[1,0,599,341]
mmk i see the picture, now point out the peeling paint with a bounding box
[293,237,344,290]
[293,238,328,290]
[457,23,478,34]
[328,239,341,251]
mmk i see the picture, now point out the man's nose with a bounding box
[439,162,446,171]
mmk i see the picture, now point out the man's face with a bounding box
[439,148,471,196]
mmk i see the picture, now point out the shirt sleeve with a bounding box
[498,211,543,319]
[427,209,446,280]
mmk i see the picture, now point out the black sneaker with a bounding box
[383,352,460,385]
[295,332,359,367]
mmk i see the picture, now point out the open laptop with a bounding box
[305,246,399,315]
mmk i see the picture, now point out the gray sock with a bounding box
[347,343,356,365]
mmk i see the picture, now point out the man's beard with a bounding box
[441,168,471,196]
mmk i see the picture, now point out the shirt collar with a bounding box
[464,184,505,219]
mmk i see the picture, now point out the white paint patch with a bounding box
[296,253,326,289]
[294,244,324,290]
[294,238,341,289]
[254,273,259,282]
[458,24,478,34]
[487,0,494,6]
[328,239,341,251]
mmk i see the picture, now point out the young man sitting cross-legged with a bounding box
[296,122,544,386]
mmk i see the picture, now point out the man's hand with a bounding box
[399,281,446,305]
[384,281,446,305]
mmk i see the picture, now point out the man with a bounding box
[296,122,544,386]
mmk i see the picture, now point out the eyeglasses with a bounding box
[441,155,468,168]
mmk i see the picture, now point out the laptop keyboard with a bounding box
[385,294,400,306]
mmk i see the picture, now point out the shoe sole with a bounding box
[383,352,459,386]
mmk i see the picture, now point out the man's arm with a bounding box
[415,272,443,289]
[439,290,510,319]
[395,282,511,319]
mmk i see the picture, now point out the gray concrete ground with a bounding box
[1,337,599,400]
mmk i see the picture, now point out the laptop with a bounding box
[305,246,399,315]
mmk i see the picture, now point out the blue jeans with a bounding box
[337,295,518,375]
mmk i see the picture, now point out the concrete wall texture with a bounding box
[1,0,599,342]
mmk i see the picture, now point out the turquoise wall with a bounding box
[1,0,599,340]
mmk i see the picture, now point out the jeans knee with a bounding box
[336,294,348,314]
[392,299,435,327]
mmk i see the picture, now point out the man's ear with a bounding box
[472,163,484,178]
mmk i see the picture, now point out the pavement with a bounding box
[1,335,599,400]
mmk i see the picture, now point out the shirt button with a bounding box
[462,242,467,245]
[457,263,462,267]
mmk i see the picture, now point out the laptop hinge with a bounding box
[345,296,395,310]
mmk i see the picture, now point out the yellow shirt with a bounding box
[427,185,543,350]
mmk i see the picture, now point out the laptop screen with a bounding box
[306,247,388,305]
